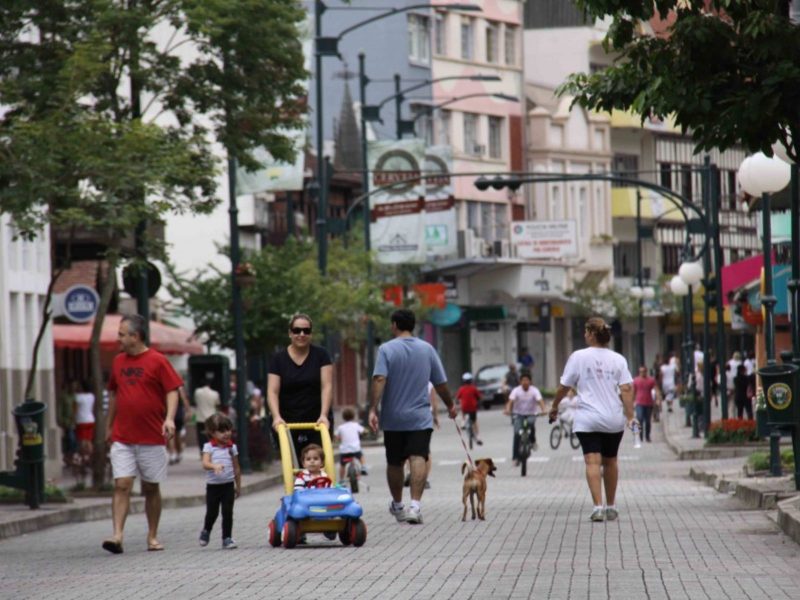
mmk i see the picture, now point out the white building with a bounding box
[0,218,57,473]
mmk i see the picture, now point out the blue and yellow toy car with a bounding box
[268,423,366,548]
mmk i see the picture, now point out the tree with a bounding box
[561,1,800,160]
[167,231,403,356]
[0,1,307,487]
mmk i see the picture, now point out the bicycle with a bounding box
[549,415,581,450]
[341,454,362,493]
[515,416,533,477]
[463,416,476,450]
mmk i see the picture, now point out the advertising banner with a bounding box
[424,145,457,260]
[369,139,426,264]
[511,220,578,259]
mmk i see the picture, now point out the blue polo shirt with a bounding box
[374,336,447,431]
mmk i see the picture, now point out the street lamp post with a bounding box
[635,190,645,369]
[739,152,791,476]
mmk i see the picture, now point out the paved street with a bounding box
[3,410,800,600]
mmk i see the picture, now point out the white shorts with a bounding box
[110,442,168,483]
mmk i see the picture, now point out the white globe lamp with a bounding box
[670,275,689,297]
[678,261,704,286]
[629,285,643,299]
[642,287,656,300]
[740,152,791,196]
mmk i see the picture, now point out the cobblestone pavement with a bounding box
[2,410,800,600]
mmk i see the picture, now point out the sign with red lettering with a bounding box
[511,221,578,259]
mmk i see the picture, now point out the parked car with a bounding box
[475,364,513,410]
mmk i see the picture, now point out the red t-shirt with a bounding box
[108,349,183,445]
[456,384,481,413]
[633,376,656,407]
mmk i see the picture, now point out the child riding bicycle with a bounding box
[456,372,483,445]
[335,408,367,482]
[504,371,545,466]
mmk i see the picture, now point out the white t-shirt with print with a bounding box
[508,385,543,416]
[560,347,633,434]
[335,421,364,454]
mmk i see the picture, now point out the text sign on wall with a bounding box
[511,221,578,259]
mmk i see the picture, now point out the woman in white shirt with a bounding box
[73,381,96,459]
[549,317,636,523]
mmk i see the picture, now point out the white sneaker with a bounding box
[605,507,619,521]
[405,505,423,524]
[389,503,407,523]
[589,507,605,522]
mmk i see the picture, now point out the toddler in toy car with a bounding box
[293,444,330,490]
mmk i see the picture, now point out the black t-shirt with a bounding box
[268,345,332,422]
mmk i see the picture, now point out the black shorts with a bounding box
[463,411,477,423]
[383,429,433,466]
[339,451,363,466]
[575,431,624,458]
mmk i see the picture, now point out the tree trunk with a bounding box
[24,231,73,401]
[90,248,119,489]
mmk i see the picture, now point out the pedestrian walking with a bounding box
[168,386,192,465]
[73,380,96,482]
[194,376,221,454]
[57,380,78,469]
[633,366,656,442]
[267,313,333,458]
[660,353,678,413]
[734,364,755,419]
[199,413,241,550]
[102,314,183,554]
[368,309,457,525]
[549,317,636,522]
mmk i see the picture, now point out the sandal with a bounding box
[147,541,165,551]
[102,539,124,554]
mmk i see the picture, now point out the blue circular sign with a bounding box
[63,285,99,323]
[427,303,462,327]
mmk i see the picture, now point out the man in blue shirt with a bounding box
[369,309,457,525]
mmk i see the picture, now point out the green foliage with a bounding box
[0,484,68,503]
[562,1,800,161]
[564,277,639,320]
[0,0,307,240]
[747,449,795,471]
[167,231,403,354]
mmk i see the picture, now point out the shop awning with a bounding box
[53,314,204,355]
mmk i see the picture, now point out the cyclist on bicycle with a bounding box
[335,407,367,482]
[504,371,545,466]
[456,373,483,445]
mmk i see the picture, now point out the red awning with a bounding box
[53,314,204,355]
[721,253,771,306]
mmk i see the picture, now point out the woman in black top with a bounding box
[267,313,333,457]
[733,364,754,420]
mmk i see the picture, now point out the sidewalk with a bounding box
[661,398,800,545]
[0,449,283,541]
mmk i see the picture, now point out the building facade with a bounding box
[0,218,57,473]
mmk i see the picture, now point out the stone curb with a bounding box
[777,495,800,546]
[0,472,284,541]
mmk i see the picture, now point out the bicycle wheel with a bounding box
[520,445,528,476]
[569,427,581,450]
[348,461,359,493]
[549,425,562,450]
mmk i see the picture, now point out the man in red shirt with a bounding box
[633,365,656,443]
[102,314,183,554]
[456,372,483,445]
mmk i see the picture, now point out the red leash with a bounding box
[453,420,475,470]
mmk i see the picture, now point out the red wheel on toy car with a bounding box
[282,519,298,549]
[351,518,367,547]
[268,519,281,547]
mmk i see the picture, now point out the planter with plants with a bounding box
[0,483,70,504]
[706,418,760,445]
[745,448,796,476]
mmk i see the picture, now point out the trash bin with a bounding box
[759,363,800,426]
[13,401,46,463]
[12,401,46,509]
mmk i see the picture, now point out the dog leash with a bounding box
[453,420,475,470]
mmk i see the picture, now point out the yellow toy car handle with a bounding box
[275,422,336,494]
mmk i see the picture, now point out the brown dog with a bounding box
[461,458,496,521]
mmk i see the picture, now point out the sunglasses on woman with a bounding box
[291,327,312,335]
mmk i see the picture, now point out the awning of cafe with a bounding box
[53,314,204,355]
